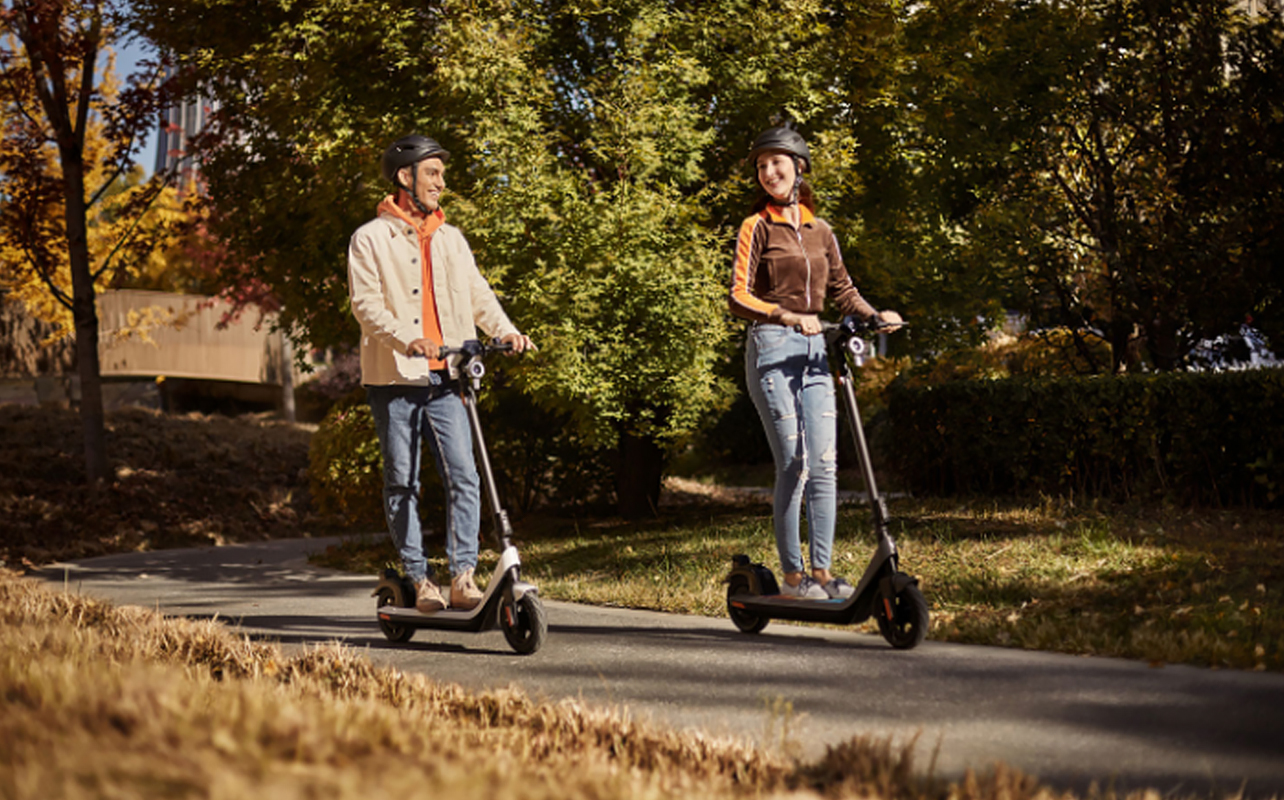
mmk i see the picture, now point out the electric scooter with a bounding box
[725,316,929,649]
[373,339,547,655]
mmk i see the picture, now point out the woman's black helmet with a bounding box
[381,134,450,190]
[748,124,810,173]
[749,123,810,206]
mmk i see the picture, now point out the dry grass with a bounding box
[0,567,1164,800]
[1,569,786,799]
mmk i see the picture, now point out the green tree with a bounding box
[897,0,1284,372]
[132,0,747,515]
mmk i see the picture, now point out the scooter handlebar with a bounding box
[435,338,514,361]
[430,339,516,381]
[820,315,908,336]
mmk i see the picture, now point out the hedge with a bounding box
[886,367,1284,506]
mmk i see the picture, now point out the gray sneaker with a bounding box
[823,577,855,599]
[780,576,828,600]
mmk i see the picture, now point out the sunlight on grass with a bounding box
[890,497,1282,670]
[313,496,1284,672]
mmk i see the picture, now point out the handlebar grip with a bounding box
[437,338,519,359]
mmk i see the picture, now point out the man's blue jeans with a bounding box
[366,382,481,583]
[745,324,840,575]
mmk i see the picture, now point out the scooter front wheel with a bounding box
[376,585,416,643]
[875,583,928,650]
[500,593,547,655]
[727,576,769,634]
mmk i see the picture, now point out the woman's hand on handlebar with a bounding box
[500,332,537,354]
[876,310,905,330]
[779,311,823,335]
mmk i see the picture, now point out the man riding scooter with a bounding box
[348,133,535,614]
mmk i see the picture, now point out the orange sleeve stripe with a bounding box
[729,215,777,321]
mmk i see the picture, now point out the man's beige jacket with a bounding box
[348,213,518,385]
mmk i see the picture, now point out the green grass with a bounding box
[313,493,1284,672]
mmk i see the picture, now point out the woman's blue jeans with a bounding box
[745,324,839,575]
[366,382,481,583]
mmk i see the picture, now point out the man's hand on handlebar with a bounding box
[407,338,439,358]
[500,332,537,354]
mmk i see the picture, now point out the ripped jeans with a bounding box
[745,324,839,575]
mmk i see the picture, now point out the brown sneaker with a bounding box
[414,576,446,613]
[450,568,483,611]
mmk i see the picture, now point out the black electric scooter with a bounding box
[725,316,929,649]
[372,339,547,655]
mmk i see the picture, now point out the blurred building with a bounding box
[153,82,214,195]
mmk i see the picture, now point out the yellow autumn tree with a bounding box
[1,1,184,484]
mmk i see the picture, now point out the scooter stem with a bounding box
[834,355,895,553]
[460,384,513,549]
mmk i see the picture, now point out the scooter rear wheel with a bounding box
[376,585,416,643]
[875,583,928,649]
[500,593,547,655]
[727,576,769,634]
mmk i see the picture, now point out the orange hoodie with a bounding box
[376,195,446,370]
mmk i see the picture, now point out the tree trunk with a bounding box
[280,330,296,423]
[63,150,108,485]
[616,431,664,518]
[1147,314,1183,372]
[1108,315,1133,374]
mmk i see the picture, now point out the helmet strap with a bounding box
[787,155,803,206]
[407,166,430,215]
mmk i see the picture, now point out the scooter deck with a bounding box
[378,602,499,632]
[729,590,877,625]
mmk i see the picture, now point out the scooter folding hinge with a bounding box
[508,580,538,603]
[873,496,891,527]
[892,572,918,593]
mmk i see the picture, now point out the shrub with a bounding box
[308,396,385,529]
[308,381,614,526]
[887,367,1284,506]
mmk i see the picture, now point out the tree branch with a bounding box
[72,9,102,142]
[21,240,74,311]
[91,171,176,282]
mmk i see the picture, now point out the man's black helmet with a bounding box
[381,134,450,188]
[748,125,810,173]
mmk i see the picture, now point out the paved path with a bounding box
[36,537,1284,799]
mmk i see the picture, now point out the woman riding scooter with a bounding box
[728,123,903,600]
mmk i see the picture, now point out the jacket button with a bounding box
[413,319,420,325]
[411,257,418,263]
[412,288,419,295]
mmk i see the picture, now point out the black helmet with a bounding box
[381,134,450,189]
[748,124,810,173]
